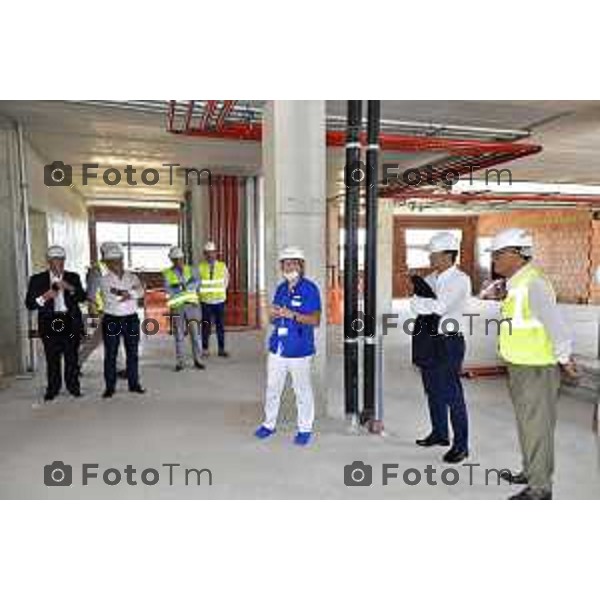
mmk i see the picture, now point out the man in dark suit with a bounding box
[25,245,87,402]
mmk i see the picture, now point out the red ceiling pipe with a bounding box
[185,100,195,131]
[208,178,214,238]
[232,176,239,296]
[200,100,218,131]
[167,100,176,132]
[222,176,229,272]
[168,117,541,157]
[215,176,222,255]
[215,100,236,131]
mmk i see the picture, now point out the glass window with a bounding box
[129,245,173,271]
[96,222,128,244]
[130,223,179,245]
[95,221,180,271]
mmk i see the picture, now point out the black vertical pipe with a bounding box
[344,100,362,418]
[362,100,381,424]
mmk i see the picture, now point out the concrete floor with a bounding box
[1,300,599,499]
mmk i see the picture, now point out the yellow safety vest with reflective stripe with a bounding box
[499,264,556,366]
[198,260,227,303]
[163,265,199,309]
[95,260,109,313]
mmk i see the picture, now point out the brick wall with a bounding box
[477,209,595,304]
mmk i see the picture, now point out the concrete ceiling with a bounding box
[1,100,600,209]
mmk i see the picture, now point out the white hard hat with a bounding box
[100,241,119,258]
[169,246,185,260]
[204,241,217,252]
[103,244,124,260]
[47,245,66,259]
[279,246,305,262]
[428,232,460,253]
[490,228,533,252]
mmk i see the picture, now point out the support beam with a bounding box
[343,101,362,423]
[362,100,381,428]
[262,101,327,420]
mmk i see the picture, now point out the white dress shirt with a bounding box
[36,271,67,312]
[410,265,472,334]
[99,270,143,316]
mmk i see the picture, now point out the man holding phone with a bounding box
[25,245,86,402]
[98,244,146,399]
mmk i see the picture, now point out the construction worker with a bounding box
[254,246,321,446]
[489,228,577,500]
[98,243,146,399]
[410,232,472,463]
[199,241,229,357]
[86,241,127,379]
[25,245,86,402]
[163,247,205,371]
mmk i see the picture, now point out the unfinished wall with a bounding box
[0,119,90,377]
[28,147,89,278]
[477,209,593,303]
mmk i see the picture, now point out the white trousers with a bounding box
[262,353,315,433]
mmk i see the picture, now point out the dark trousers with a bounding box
[102,314,140,392]
[201,302,226,352]
[420,335,469,452]
[41,334,80,396]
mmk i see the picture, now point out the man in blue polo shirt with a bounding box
[254,246,322,446]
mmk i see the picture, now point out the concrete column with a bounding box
[326,155,341,286]
[0,122,30,376]
[262,101,328,421]
[188,180,209,263]
[377,197,394,318]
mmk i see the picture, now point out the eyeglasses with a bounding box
[491,248,520,259]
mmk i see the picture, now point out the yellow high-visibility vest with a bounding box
[94,260,109,313]
[499,264,556,366]
[198,260,227,303]
[163,265,199,309]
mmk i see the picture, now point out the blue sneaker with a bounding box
[294,431,313,446]
[255,425,276,439]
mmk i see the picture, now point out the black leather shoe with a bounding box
[129,386,146,394]
[218,350,230,358]
[43,392,56,402]
[509,487,552,500]
[416,434,450,447]
[194,361,206,370]
[500,470,529,485]
[70,391,83,398]
[102,389,114,399]
[443,448,469,463]
[175,364,184,372]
